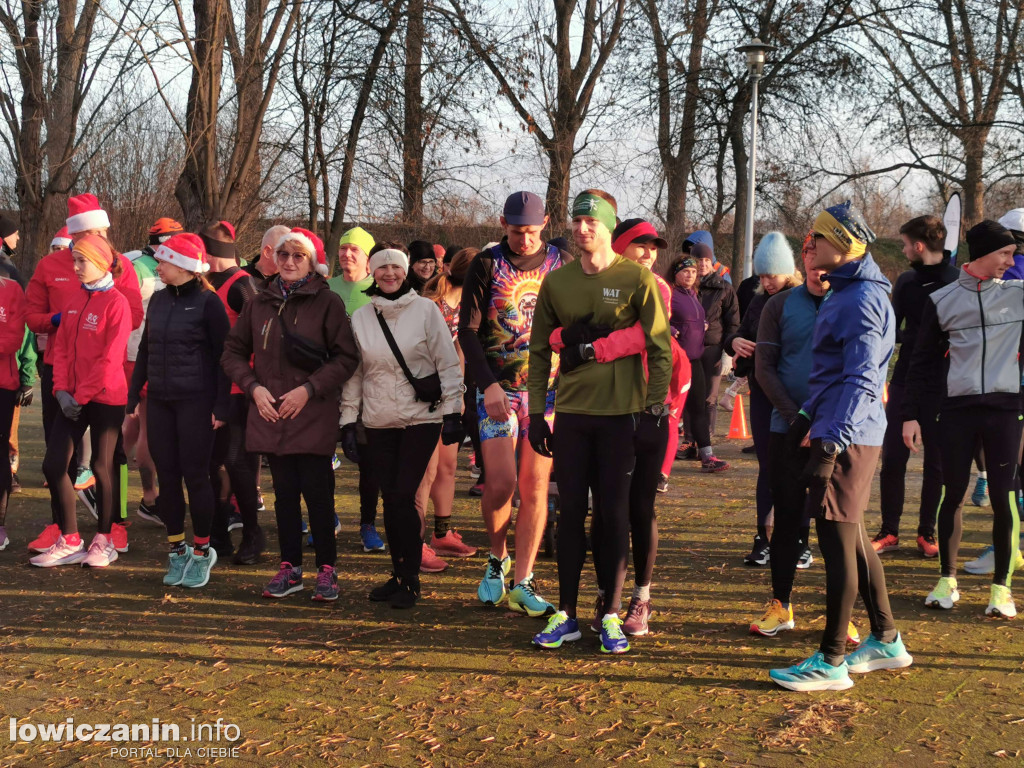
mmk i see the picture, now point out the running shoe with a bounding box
[656,474,669,494]
[430,529,477,558]
[700,456,730,473]
[312,564,339,601]
[334,514,341,536]
[796,543,814,569]
[871,531,899,553]
[137,499,163,526]
[305,514,341,548]
[331,454,342,471]
[676,442,698,461]
[477,554,511,605]
[369,574,401,602]
[263,562,304,598]
[360,524,386,552]
[533,611,582,649]
[163,548,190,585]
[28,523,61,553]
[233,525,266,565]
[77,486,98,519]
[845,633,913,674]
[30,535,86,567]
[985,584,1016,618]
[82,533,118,568]
[769,652,854,692]
[925,576,959,609]
[964,545,995,574]
[110,522,129,553]
[971,476,990,507]
[226,510,243,533]
[508,575,556,617]
[469,455,481,479]
[590,594,605,633]
[622,597,653,636]
[256,490,266,512]
[600,615,630,654]
[419,544,447,573]
[750,599,795,637]
[917,534,938,558]
[73,466,96,490]
[847,622,861,647]
[181,547,217,588]
[0,525,7,550]
[390,576,420,609]
[11,473,20,493]
[468,482,484,497]
[743,534,770,566]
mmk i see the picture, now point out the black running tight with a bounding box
[767,432,810,605]
[210,394,261,532]
[0,388,17,525]
[683,358,711,449]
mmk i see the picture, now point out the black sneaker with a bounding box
[256,489,266,511]
[137,499,163,526]
[369,574,402,602]
[796,542,814,569]
[233,525,266,565]
[743,534,770,566]
[389,576,420,609]
[656,474,669,493]
[676,443,698,461]
[227,510,243,532]
[741,444,757,454]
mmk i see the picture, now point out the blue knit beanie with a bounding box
[753,232,795,276]
[684,230,714,252]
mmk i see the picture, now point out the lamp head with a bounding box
[736,37,775,77]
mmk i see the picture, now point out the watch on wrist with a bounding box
[580,343,596,361]
[822,440,842,457]
[645,403,668,417]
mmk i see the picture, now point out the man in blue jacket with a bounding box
[770,201,912,691]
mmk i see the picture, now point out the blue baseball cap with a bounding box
[502,192,547,227]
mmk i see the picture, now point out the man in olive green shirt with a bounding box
[529,189,671,655]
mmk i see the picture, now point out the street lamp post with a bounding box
[735,37,775,280]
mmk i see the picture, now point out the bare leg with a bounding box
[429,441,459,520]
[135,400,158,504]
[480,436,517,560]
[512,440,552,583]
[415,439,440,538]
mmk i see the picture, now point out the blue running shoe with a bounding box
[477,554,511,605]
[533,611,582,649]
[845,632,913,674]
[599,615,630,654]
[360,524,386,552]
[971,476,990,507]
[769,652,854,691]
[331,454,342,471]
[508,575,555,617]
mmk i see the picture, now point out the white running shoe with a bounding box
[82,533,118,568]
[30,536,87,567]
[985,585,1017,619]
[924,576,959,609]
[964,546,994,575]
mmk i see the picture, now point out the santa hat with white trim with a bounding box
[66,193,111,234]
[278,227,328,275]
[51,227,72,250]
[153,233,210,274]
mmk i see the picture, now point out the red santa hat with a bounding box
[50,227,72,250]
[66,193,111,234]
[153,233,210,274]
[278,227,328,275]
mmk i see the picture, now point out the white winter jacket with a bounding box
[341,290,463,428]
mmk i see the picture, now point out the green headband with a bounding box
[571,193,616,235]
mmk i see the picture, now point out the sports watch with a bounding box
[822,440,843,457]
[645,403,668,418]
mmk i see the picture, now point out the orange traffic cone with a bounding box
[728,393,751,439]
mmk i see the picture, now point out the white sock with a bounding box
[603,612,618,621]
[633,584,650,602]
[978,471,987,479]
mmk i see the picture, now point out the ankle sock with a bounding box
[65,532,82,547]
[632,584,650,602]
[434,516,450,538]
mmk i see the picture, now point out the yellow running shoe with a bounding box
[750,599,794,637]
[847,621,861,647]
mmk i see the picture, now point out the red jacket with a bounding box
[52,286,132,406]
[0,277,26,391]
[26,248,143,364]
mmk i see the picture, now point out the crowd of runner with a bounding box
[0,189,1021,690]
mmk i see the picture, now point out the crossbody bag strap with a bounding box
[374,308,419,388]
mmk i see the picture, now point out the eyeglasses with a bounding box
[276,249,308,263]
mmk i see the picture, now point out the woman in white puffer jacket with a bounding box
[340,247,464,608]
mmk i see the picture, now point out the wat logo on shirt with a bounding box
[603,287,622,304]
[83,312,99,332]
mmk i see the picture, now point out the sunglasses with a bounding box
[276,249,308,263]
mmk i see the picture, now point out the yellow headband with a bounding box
[812,210,866,259]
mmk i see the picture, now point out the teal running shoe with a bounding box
[599,615,630,654]
[477,554,511,605]
[971,476,990,507]
[181,547,218,588]
[845,632,913,673]
[532,611,581,649]
[163,548,190,586]
[508,575,555,617]
[769,652,854,691]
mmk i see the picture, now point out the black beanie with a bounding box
[407,240,436,264]
[967,220,1016,261]
[0,215,17,239]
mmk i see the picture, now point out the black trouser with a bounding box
[147,396,217,541]
[356,422,380,526]
[683,358,711,449]
[268,453,336,569]
[41,363,77,524]
[464,384,485,483]
[43,402,124,536]
[0,388,18,525]
[365,423,441,579]
[750,378,773,527]
[878,381,942,537]
[936,406,1021,586]
[554,412,636,617]
[210,394,261,536]
[702,345,723,437]
[768,432,810,605]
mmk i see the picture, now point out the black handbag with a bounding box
[375,309,442,411]
[277,308,331,373]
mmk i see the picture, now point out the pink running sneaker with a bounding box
[419,544,448,573]
[622,597,653,636]
[430,530,477,558]
[30,535,86,567]
[28,523,61,553]
[82,533,118,568]
[110,522,129,553]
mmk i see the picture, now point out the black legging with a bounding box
[210,394,261,533]
[357,447,380,527]
[749,378,773,528]
[936,406,1021,586]
[268,453,336,568]
[40,363,78,524]
[42,402,124,535]
[146,396,217,541]
[554,412,636,617]
[463,383,485,484]
[0,388,18,525]
[364,423,442,579]
[767,432,810,605]
[683,357,711,449]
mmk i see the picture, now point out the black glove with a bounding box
[441,413,465,446]
[17,385,32,407]
[528,416,554,458]
[784,412,811,456]
[339,423,360,464]
[55,390,81,421]
[634,409,668,453]
[801,441,837,488]
[559,343,595,374]
[561,313,613,346]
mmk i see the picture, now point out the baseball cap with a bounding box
[502,192,546,227]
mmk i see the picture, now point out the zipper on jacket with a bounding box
[975,280,986,393]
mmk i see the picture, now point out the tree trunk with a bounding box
[961,130,987,227]
[402,0,425,222]
[545,139,573,227]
